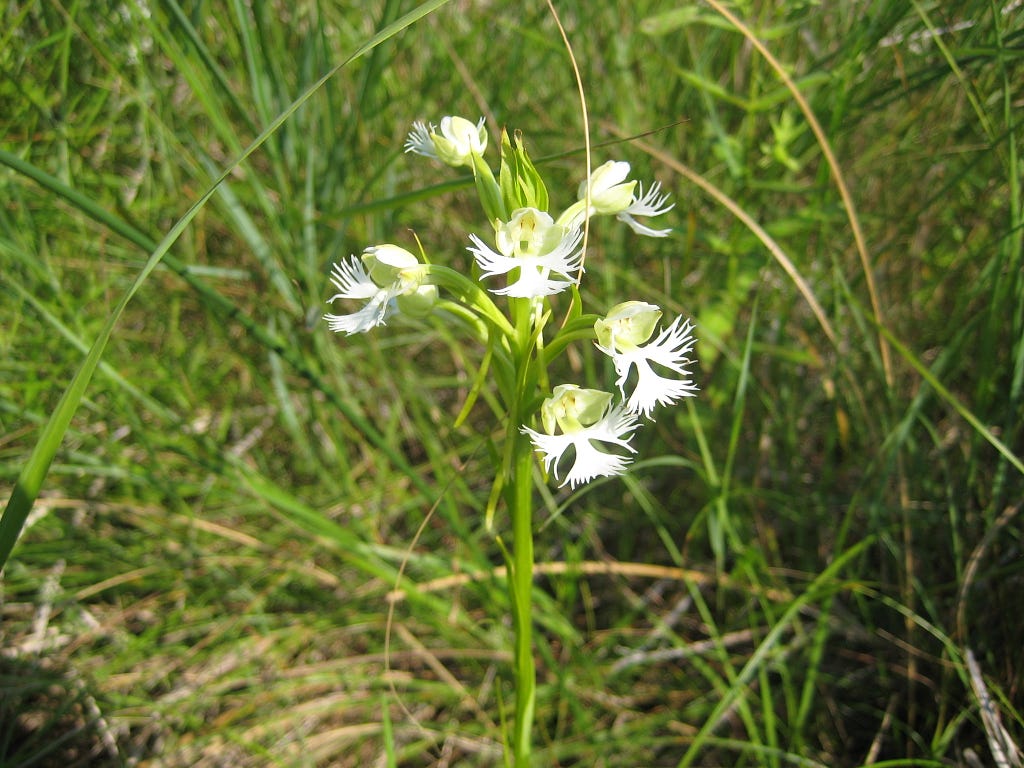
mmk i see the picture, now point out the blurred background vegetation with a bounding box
[1,0,1022,765]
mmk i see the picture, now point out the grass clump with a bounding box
[2,0,1022,765]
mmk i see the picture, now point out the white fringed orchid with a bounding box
[557,160,674,237]
[404,116,487,168]
[468,207,583,298]
[521,385,640,489]
[323,245,435,335]
[595,301,698,418]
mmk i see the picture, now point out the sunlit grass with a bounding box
[2,0,1022,765]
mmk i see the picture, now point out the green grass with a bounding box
[2,0,1022,765]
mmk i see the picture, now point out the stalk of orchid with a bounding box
[325,116,697,766]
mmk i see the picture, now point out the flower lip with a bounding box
[403,121,435,158]
[616,180,675,237]
[327,257,380,303]
[323,257,395,335]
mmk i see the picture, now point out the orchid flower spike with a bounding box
[323,244,435,335]
[595,301,698,418]
[521,385,641,489]
[557,160,675,237]
[404,116,487,168]
[468,207,583,298]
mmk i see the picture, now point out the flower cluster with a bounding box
[325,116,697,490]
[525,301,697,488]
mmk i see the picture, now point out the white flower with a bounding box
[404,116,487,167]
[521,385,641,489]
[595,302,698,418]
[323,245,435,335]
[556,160,674,237]
[468,208,583,298]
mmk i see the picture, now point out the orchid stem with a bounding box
[509,427,536,766]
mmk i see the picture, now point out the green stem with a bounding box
[510,428,536,766]
[503,291,539,766]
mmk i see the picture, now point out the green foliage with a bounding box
[1,0,1022,766]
